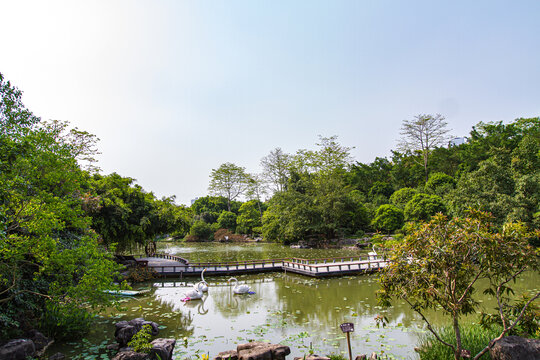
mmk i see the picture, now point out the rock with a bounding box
[49,353,66,360]
[107,343,120,351]
[294,355,330,360]
[490,336,540,360]
[111,350,150,360]
[115,318,160,347]
[27,329,49,351]
[355,242,370,249]
[214,350,239,360]
[237,342,290,360]
[0,339,36,360]
[149,338,176,360]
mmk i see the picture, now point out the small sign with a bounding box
[340,322,354,333]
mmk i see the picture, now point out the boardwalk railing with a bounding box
[145,253,389,278]
[135,253,189,265]
[283,258,388,275]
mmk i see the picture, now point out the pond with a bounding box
[47,242,539,360]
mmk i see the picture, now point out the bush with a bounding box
[217,211,237,231]
[128,324,153,353]
[404,193,446,222]
[262,210,281,242]
[189,220,213,240]
[479,293,540,338]
[389,187,418,208]
[195,211,220,224]
[236,201,262,235]
[41,301,95,340]
[371,204,404,233]
[425,172,456,196]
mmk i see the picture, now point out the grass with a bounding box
[416,323,503,360]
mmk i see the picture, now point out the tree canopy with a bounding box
[378,211,539,360]
[208,162,249,211]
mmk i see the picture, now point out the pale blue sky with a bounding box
[1,1,539,204]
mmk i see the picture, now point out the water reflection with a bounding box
[157,242,367,263]
[144,273,422,359]
[49,243,538,360]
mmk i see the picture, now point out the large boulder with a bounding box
[115,318,159,347]
[27,329,49,351]
[149,338,176,360]
[237,342,290,360]
[0,339,36,360]
[112,339,176,360]
[490,336,540,360]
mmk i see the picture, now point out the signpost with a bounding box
[340,323,354,360]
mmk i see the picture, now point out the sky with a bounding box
[1,0,539,205]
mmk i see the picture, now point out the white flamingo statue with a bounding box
[199,268,209,292]
[181,281,204,302]
[228,277,251,294]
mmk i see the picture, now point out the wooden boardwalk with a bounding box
[137,254,388,278]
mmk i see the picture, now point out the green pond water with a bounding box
[47,242,539,360]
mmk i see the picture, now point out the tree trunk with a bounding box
[423,151,429,182]
[453,316,463,360]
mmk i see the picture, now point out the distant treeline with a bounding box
[196,117,540,245]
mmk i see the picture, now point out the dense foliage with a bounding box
[0,73,121,339]
[0,73,191,340]
[378,211,539,360]
[189,116,540,245]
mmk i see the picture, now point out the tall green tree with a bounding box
[446,158,515,224]
[262,136,367,243]
[208,162,249,211]
[0,73,119,339]
[237,200,263,236]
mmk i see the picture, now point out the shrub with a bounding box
[389,187,418,208]
[217,211,237,231]
[371,204,404,233]
[128,324,153,353]
[195,211,220,224]
[404,193,446,222]
[479,293,540,338]
[189,220,213,240]
[236,201,262,235]
[41,301,95,340]
[425,172,456,196]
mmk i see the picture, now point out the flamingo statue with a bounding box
[228,277,251,294]
[181,281,204,302]
[199,268,209,292]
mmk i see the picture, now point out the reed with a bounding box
[416,323,503,360]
